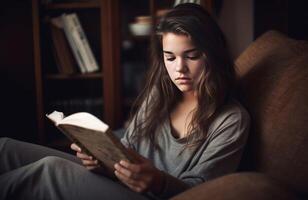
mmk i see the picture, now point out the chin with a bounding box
[177,85,194,93]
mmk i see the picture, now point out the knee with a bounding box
[35,156,68,177]
[39,156,67,166]
[36,156,82,181]
[0,137,12,151]
[0,137,11,144]
[38,156,77,172]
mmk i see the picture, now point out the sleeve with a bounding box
[156,105,251,199]
[120,116,137,150]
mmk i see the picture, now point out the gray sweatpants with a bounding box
[0,137,151,200]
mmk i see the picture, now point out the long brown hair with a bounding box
[129,3,235,149]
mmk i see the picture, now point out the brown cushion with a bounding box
[235,30,308,195]
[170,172,298,200]
[235,31,308,77]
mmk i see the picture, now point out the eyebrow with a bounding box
[163,48,198,54]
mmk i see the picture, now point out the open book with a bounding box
[46,111,134,177]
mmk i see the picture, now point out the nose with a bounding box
[175,58,188,73]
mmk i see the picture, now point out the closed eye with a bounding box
[166,57,175,61]
[187,56,200,60]
[186,53,202,60]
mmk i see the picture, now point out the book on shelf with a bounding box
[49,16,77,74]
[173,0,201,7]
[46,111,135,177]
[62,13,99,73]
[61,13,86,73]
[69,13,99,73]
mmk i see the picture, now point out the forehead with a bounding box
[162,33,195,53]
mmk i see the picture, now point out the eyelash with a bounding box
[187,55,201,60]
[166,55,201,61]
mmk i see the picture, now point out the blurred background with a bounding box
[0,0,307,151]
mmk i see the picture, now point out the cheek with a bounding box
[164,62,175,77]
[165,67,174,80]
[190,60,205,75]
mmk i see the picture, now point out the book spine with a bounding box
[50,17,76,74]
[49,24,64,74]
[61,14,87,74]
[70,14,99,73]
[174,0,181,7]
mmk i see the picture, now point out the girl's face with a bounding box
[162,33,205,94]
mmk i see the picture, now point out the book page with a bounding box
[46,111,64,124]
[59,112,109,133]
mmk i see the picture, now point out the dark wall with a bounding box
[254,0,308,40]
[0,0,37,142]
[288,0,308,40]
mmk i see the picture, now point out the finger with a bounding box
[115,171,145,193]
[86,166,98,170]
[126,184,144,193]
[76,152,93,160]
[114,170,139,186]
[114,163,137,179]
[119,160,142,174]
[82,159,99,166]
[70,143,81,152]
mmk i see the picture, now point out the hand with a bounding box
[114,149,165,194]
[70,143,100,170]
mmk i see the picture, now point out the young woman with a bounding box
[0,3,250,200]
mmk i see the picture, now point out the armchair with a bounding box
[171,31,308,200]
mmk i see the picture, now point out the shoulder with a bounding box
[219,99,250,123]
[208,99,251,139]
[214,99,250,126]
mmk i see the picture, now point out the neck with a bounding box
[181,91,197,104]
[169,91,198,139]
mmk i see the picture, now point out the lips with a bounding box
[175,77,191,80]
[175,77,192,84]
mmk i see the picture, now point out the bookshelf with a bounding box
[31,0,121,145]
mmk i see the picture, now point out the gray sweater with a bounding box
[121,100,250,199]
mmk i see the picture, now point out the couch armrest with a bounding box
[170,172,298,200]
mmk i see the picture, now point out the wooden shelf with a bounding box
[44,1,101,10]
[45,73,102,80]
[32,0,122,144]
